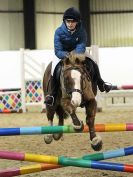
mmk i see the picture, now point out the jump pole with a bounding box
[0,88,21,92]
[0,147,133,174]
[0,146,132,176]
[112,85,133,90]
[1,162,132,177]
[0,146,132,162]
[20,48,26,113]
[0,123,133,136]
[0,164,61,177]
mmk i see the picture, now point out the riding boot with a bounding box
[44,63,61,106]
[86,58,112,93]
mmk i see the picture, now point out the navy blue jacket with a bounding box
[54,22,87,59]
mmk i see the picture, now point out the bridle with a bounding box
[62,66,89,96]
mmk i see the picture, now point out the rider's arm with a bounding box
[74,29,87,54]
[54,30,69,59]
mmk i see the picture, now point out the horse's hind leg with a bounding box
[53,106,64,141]
[44,107,55,144]
[85,99,103,151]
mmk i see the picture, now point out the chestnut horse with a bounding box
[43,52,102,151]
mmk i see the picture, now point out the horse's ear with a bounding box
[64,58,70,65]
[75,58,81,65]
[74,53,85,65]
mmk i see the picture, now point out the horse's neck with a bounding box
[82,69,96,99]
[60,70,68,98]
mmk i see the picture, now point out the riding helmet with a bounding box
[63,7,81,22]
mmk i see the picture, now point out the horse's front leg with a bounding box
[44,106,55,144]
[70,112,84,131]
[53,106,65,141]
[86,99,103,151]
[61,98,84,131]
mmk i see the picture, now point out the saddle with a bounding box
[83,57,96,82]
[47,62,62,94]
[54,62,62,82]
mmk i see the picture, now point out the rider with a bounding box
[44,7,112,106]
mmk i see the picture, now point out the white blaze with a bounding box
[71,70,82,107]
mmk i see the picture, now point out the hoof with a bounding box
[44,135,53,144]
[53,133,63,141]
[90,135,103,151]
[72,121,84,132]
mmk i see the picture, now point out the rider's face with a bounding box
[65,19,78,31]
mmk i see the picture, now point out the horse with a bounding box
[43,52,102,151]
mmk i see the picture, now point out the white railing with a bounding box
[101,90,133,108]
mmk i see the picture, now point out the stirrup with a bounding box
[44,95,54,106]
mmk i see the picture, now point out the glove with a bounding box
[65,52,70,59]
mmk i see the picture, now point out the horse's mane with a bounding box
[64,51,85,66]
